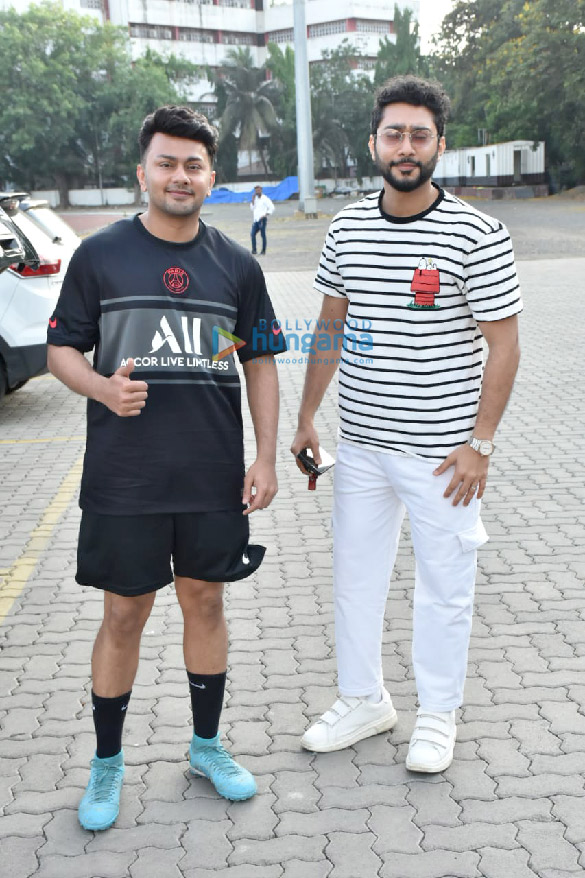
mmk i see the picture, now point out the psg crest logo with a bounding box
[163,266,190,294]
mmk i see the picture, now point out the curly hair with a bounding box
[138,105,219,164]
[371,75,451,138]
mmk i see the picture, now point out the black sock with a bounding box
[92,690,132,758]
[187,671,226,739]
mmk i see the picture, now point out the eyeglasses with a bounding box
[376,129,437,148]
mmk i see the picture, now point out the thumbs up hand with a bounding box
[99,358,149,417]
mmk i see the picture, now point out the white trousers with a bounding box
[332,442,488,712]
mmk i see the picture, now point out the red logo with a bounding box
[49,317,57,329]
[163,267,190,295]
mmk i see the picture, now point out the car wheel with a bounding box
[0,360,7,402]
[5,378,28,394]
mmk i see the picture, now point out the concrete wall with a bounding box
[31,189,139,208]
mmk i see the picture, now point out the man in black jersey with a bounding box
[292,76,521,773]
[47,106,286,830]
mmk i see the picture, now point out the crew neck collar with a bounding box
[377,183,444,224]
[133,213,207,249]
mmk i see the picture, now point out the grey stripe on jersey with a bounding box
[314,188,522,460]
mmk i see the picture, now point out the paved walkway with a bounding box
[1,257,585,878]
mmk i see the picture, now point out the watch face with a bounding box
[479,440,493,455]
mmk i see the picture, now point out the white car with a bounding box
[0,193,80,399]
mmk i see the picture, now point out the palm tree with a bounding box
[214,47,278,175]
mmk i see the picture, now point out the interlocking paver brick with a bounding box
[423,821,518,852]
[368,803,423,854]
[85,822,183,854]
[477,736,531,777]
[551,796,585,844]
[190,868,283,878]
[37,810,88,858]
[2,835,45,878]
[443,759,497,801]
[129,846,186,878]
[229,834,327,867]
[266,702,307,736]
[325,831,382,878]
[510,718,563,756]
[406,781,461,826]
[227,792,279,840]
[137,796,229,824]
[459,795,552,824]
[380,850,480,878]
[319,783,409,810]
[0,812,52,837]
[311,750,360,790]
[277,806,370,837]
[283,861,332,878]
[478,847,538,878]
[516,820,581,873]
[539,701,585,735]
[36,852,138,878]
[496,774,585,798]
[270,769,321,814]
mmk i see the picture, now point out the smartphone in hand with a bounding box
[296,446,335,477]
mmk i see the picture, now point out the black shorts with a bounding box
[76,509,265,596]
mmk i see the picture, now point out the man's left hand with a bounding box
[434,444,490,506]
[242,459,278,515]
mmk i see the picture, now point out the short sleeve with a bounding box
[234,256,287,362]
[46,243,101,352]
[313,223,347,299]
[464,224,523,322]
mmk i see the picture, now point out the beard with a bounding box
[374,144,440,193]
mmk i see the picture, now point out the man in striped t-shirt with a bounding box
[292,76,522,773]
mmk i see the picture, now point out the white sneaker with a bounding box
[301,688,397,753]
[406,709,456,773]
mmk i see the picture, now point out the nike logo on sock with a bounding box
[190,682,206,689]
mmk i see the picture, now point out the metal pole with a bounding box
[293,0,315,211]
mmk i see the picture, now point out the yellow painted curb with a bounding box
[0,453,84,624]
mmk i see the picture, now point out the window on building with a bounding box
[355,20,391,34]
[486,154,491,177]
[222,31,255,44]
[80,0,103,9]
[308,20,346,38]
[130,24,173,40]
[179,28,215,42]
[219,0,251,7]
[267,28,294,43]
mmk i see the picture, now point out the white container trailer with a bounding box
[433,140,545,187]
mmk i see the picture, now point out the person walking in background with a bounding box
[250,184,274,255]
[292,75,522,773]
[47,105,286,831]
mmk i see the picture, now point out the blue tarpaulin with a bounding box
[205,176,298,204]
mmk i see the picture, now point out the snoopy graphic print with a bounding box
[408,258,440,310]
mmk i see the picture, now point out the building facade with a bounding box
[9,0,419,102]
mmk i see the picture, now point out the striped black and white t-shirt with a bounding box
[314,185,522,461]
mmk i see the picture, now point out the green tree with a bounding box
[0,2,94,203]
[213,47,278,175]
[311,42,374,181]
[0,2,197,201]
[374,4,428,86]
[266,43,298,178]
[432,0,585,184]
